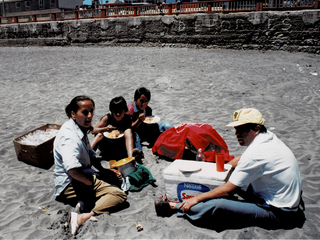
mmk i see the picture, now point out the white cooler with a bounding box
[163,159,232,202]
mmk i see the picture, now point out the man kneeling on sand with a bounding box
[155,108,305,230]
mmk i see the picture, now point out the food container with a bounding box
[103,130,124,140]
[143,115,160,124]
[13,124,61,170]
[110,157,137,177]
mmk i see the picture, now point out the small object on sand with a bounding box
[310,72,318,76]
[89,216,99,222]
[36,206,47,211]
[136,222,143,231]
[35,206,50,215]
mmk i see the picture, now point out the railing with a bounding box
[0,0,318,25]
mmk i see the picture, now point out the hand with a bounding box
[110,168,121,178]
[179,197,199,212]
[105,125,115,132]
[138,113,145,122]
[85,174,94,186]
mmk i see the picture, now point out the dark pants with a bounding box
[176,187,305,231]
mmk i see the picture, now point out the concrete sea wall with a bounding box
[0,10,320,53]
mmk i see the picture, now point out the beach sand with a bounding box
[0,46,319,239]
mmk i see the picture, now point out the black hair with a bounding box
[246,123,267,133]
[65,95,95,119]
[109,96,128,112]
[134,87,151,101]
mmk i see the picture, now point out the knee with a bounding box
[115,189,127,202]
[106,188,127,207]
[209,199,230,218]
[159,121,173,132]
[164,122,173,130]
[114,190,128,208]
[96,133,104,139]
[213,198,228,209]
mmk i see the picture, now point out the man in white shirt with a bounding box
[156,108,305,230]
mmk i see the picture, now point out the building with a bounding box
[0,0,83,16]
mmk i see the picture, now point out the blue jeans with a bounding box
[134,132,142,151]
[134,122,172,149]
[176,198,303,230]
[158,121,173,133]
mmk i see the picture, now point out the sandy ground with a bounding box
[0,46,320,239]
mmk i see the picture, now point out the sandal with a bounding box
[70,212,79,236]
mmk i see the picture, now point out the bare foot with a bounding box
[77,211,95,226]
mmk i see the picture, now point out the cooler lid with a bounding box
[163,159,232,181]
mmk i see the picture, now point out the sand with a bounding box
[0,46,319,239]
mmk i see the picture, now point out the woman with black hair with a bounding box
[53,96,127,235]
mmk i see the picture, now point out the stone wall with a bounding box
[0,10,320,53]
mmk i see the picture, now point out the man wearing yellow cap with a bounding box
[156,108,305,230]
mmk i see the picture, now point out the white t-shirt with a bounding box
[229,131,301,210]
[53,119,95,196]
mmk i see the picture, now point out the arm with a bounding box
[131,113,145,129]
[68,168,93,186]
[90,133,104,151]
[179,181,237,212]
[124,128,134,157]
[91,157,121,178]
[227,155,241,168]
[92,115,114,134]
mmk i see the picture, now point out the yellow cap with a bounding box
[226,108,265,127]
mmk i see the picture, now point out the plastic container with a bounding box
[215,153,225,172]
[196,148,205,161]
[109,157,137,177]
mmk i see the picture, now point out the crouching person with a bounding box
[155,108,305,231]
[53,96,127,235]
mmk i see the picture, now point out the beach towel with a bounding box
[152,123,234,162]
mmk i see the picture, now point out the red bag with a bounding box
[152,123,234,162]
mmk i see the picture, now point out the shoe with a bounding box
[70,212,79,236]
[154,195,175,217]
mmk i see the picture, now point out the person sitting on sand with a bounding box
[155,108,305,230]
[91,96,142,161]
[127,87,173,147]
[53,96,127,235]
